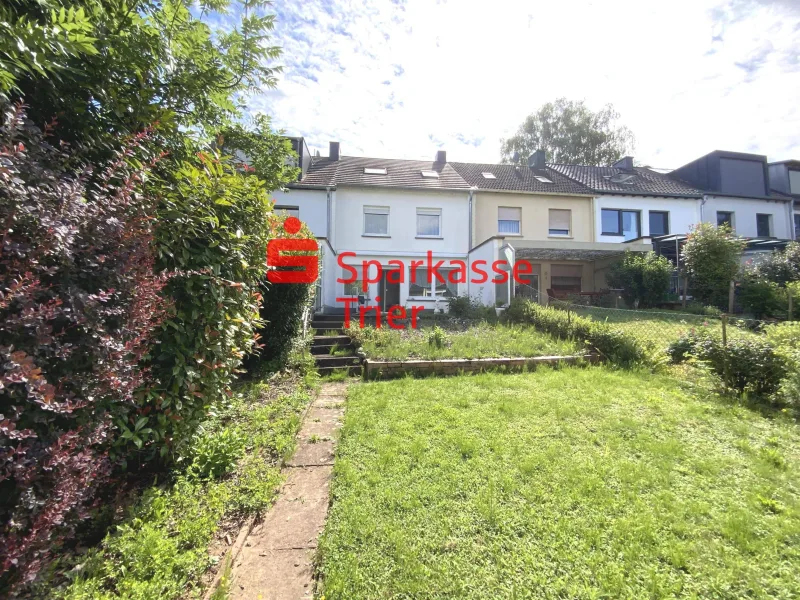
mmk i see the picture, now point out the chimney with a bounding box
[528,149,546,169]
[613,156,634,170]
[329,141,340,161]
[435,150,446,163]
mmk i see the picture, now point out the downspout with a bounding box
[326,186,332,243]
[699,195,706,224]
[467,188,474,299]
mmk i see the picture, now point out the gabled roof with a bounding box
[449,162,591,195]
[295,156,470,190]
[549,164,703,198]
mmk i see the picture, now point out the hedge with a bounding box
[504,298,647,366]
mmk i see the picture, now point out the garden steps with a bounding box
[225,381,349,600]
[310,327,362,378]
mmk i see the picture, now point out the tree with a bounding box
[682,223,745,309]
[606,251,673,308]
[500,98,635,165]
[1,0,284,163]
[750,242,800,286]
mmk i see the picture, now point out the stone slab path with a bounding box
[229,381,348,600]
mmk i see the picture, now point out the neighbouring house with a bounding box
[451,151,653,305]
[767,159,800,241]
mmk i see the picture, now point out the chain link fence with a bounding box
[512,282,797,402]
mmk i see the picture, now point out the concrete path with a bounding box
[229,382,348,600]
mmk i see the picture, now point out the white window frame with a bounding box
[416,208,442,238]
[498,207,522,236]
[363,205,390,237]
[342,273,364,296]
[548,209,571,237]
[756,213,773,238]
[407,266,458,299]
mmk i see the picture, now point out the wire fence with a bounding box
[513,283,771,353]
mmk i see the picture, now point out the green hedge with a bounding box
[505,298,647,366]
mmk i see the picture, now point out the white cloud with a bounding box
[239,0,800,168]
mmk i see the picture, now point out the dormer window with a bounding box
[364,167,387,175]
[421,170,439,178]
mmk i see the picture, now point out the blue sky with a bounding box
[237,0,799,168]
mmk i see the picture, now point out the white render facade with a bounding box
[593,195,700,242]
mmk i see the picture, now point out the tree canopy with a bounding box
[500,98,635,165]
[0,0,283,162]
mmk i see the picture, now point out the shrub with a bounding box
[739,275,786,319]
[764,322,800,407]
[606,250,673,308]
[750,242,800,286]
[0,104,168,589]
[681,301,723,317]
[142,151,275,461]
[446,293,497,321]
[249,214,317,369]
[667,328,716,363]
[505,298,647,366]
[682,223,745,308]
[691,335,787,396]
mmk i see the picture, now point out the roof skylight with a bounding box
[421,170,439,178]
[534,175,553,183]
[364,167,387,175]
[482,172,496,179]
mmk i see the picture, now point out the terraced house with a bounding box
[274,141,796,314]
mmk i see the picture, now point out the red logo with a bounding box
[266,217,319,284]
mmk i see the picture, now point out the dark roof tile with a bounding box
[549,164,703,197]
[297,156,470,189]
[449,162,591,195]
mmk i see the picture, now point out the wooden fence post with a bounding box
[682,277,688,309]
[728,280,735,315]
[721,314,728,347]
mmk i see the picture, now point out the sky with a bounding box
[238,0,800,169]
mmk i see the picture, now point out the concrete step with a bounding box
[314,355,361,368]
[311,344,355,356]
[318,365,362,377]
[312,335,351,345]
[311,324,344,333]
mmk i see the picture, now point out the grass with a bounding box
[349,321,581,360]
[49,373,314,600]
[317,367,800,599]
[568,304,758,350]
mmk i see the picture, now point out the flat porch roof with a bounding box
[508,239,653,262]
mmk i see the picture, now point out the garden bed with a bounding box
[35,370,316,600]
[348,321,581,361]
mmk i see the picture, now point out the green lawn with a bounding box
[349,322,581,361]
[318,368,800,599]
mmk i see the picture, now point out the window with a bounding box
[551,264,582,294]
[498,207,521,234]
[420,170,439,178]
[717,211,734,228]
[548,209,571,236]
[756,213,772,237]
[534,175,553,183]
[795,213,800,239]
[601,209,640,240]
[649,211,669,236]
[416,208,441,237]
[274,205,299,218]
[482,172,496,179]
[363,206,389,235]
[364,167,387,175]
[343,276,363,296]
[790,170,800,195]
[408,267,457,297]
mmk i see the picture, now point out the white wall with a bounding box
[333,187,470,256]
[272,188,327,238]
[701,195,792,238]
[594,195,699,242]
